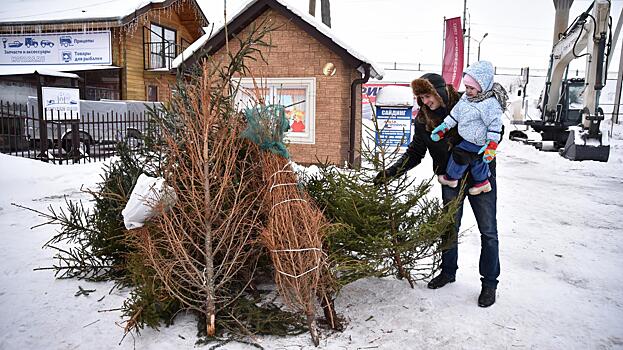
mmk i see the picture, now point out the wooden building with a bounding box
[174,0,383,166]
[0,0,207,103]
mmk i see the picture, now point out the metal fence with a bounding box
[0,100,153,164]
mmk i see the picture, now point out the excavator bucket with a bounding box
[560,128,610,162]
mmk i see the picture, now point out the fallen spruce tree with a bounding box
[22,18,460,347]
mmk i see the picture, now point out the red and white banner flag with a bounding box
[442,17,464,90]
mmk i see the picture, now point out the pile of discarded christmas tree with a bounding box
[25,22,459,348]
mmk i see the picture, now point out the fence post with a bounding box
[35,73,49,162]
[70,118,80,163]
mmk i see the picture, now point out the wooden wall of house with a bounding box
[210,9,364,166]
[0,0,204,103]
[118,4,201,101]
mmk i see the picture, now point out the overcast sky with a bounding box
[197,0,623,73]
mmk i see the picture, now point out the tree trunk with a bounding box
[203,134,216,336]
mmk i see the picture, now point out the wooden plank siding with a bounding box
[0,0,205,103]
[118,4,202,101]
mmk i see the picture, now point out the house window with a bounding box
[147,85,159,102]
[149,23,176,69]
[235,78,316,144]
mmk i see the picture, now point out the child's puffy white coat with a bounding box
[444,61,503,146]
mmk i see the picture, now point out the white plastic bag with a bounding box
[122,173,177,230]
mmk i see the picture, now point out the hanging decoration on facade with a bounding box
[0,0,207,39]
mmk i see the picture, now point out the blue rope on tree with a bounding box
[242,104,291,159]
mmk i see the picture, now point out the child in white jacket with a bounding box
[430,60,507,195]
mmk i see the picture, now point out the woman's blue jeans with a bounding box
[441,161,500,288]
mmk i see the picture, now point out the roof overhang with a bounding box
[0,0,208,32]
[173,0,383,80]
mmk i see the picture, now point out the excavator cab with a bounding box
[527,78,586,147]
[560,78,585,127]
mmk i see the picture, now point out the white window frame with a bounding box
[235,77,316,144]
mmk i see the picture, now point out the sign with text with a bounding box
[375,106,413,148]
[442,17,464,90]
[42,87,80,120]
[0,31,112,66]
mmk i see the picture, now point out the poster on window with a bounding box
[235,78,316,144]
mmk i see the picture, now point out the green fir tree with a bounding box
[305,111,461,288]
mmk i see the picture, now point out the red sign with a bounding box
[442,17,464,90]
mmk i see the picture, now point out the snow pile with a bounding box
[375,85,414,107]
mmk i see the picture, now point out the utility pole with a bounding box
[466,13,471,67]
[462,0,467,36]
[463,0,467,67]
[442,16,446,61]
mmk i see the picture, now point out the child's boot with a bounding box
[438,175,458,188]
[468,180,492,195]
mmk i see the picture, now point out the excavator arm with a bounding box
[528,0,612,161]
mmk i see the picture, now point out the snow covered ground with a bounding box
[1,120,623,349]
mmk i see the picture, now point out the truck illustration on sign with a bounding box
[25,38,38,48]
[59,36,73,47]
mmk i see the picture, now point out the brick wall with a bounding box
[212,9,363,166]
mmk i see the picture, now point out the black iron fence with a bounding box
[0,100,154,164]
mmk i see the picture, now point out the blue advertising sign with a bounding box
[375,106,413,148]
[0,31,112,65]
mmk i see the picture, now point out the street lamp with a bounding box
[465,31,487,66]
[476,32,488,61]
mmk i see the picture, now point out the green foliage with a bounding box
[26,17,319,342]
[87,143,161,274]
[305,166,457,288]
[121,248,181,333]
[304,115,460,289]
[20,142,161,282]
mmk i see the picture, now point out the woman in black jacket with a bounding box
[375,73,500,307]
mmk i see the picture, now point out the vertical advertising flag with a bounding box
[442,17,464,90]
